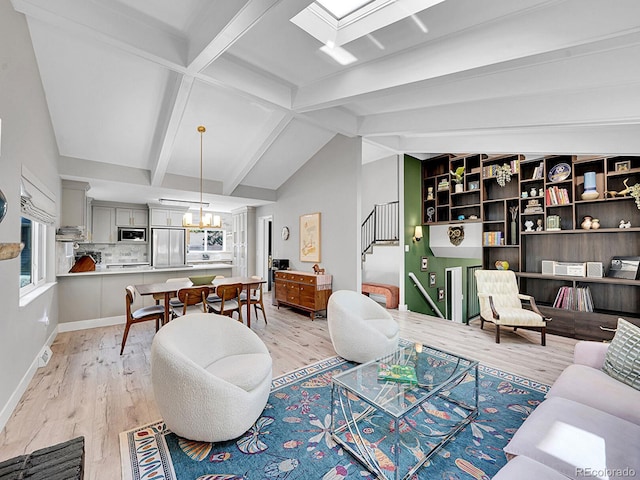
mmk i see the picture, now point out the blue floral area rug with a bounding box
[120,355,548,480]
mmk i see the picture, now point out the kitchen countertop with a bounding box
[56,263,232,277]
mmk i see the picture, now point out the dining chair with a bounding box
[208,283,243,323]
[121,286,165,355]
[176,286,211,316]
[240,275,267,324]
[166,277,190,314]
[205,275,225,305]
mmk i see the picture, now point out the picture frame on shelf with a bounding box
[429,272,436,287]
[468,181,480,191]
[615,160,630,172]
[300,212,321,262]
[420,256,428,272]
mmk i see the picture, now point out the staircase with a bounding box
[362,201,399,261]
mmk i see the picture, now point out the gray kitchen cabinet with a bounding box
[91,206,116,243]
[60,180,90,231]
[150,207,186,227]
[116,207,148,227]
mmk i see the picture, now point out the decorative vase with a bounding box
[581,171,599,200]
[591,218,600,229]
[455,183,464,193]
[581,215,592,230]
[510,220,517,245]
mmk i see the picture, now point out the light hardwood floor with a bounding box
[0,294,578,479]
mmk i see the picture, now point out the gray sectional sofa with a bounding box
[493,339,640,479]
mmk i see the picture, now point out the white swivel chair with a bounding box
[475,269,548,345]
[151,313,272,442]
[327,290,399,363]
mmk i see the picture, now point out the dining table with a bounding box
[134,276,266,328]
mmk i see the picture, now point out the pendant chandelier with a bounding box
[183,125,222,229]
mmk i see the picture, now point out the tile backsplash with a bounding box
[81,243,149,264]
[57,242,149,273]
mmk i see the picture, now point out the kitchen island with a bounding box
[57,263,232,329]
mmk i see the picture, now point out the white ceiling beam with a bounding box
[391,124,640,156]
[359,83,640,137]
[292,0,640,112]
[12,0,188,71]
[224,112,294,195]
[59,156,152,186]
[198,56,292,109]
[297,107,359,137]
[187,0,284,73]
[150,74,195,186]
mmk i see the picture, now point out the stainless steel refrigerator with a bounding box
[151,228,186,267]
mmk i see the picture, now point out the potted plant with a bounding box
[450,166,465,193]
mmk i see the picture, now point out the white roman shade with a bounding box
[20,166,56,225]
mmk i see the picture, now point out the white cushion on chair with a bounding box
[327,290,399,363]
[132,304,165,319]
[151,313,272,442]
[492,307,545,326]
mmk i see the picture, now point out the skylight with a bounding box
[316,0,374,20]
[291,0,445,48]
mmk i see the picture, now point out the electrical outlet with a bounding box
[38,346,53,368]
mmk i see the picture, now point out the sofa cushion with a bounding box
[602,318,640,391]
[504,397,640,480]
[492,455,568,480]
[547,363,640,425]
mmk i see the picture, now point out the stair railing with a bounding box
[361,201,399,258]
[408,272,444,318]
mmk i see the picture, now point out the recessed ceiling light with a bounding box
[320,44,358,65]
[316,0,374,20]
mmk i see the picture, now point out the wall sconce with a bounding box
[413,225,423,242]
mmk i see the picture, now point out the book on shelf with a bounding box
[483,231,503,246]
[482,159,519,178]
[552,286,594,312]
[377,363,418,384]
[530,162,544,180]
[545,186,570,206]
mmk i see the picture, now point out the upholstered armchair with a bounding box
[327,290,399,363]
[151,313,272,442]
[474,270,548,345]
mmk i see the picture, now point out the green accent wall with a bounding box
[404,155,481,321]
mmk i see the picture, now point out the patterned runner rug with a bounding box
[120,355,548,480]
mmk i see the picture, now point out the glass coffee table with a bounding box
[331,343,478,480]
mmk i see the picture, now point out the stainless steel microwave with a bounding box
[118,227,147,242]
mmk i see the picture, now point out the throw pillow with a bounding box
[602,318,640,391]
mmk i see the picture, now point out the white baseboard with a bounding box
[398,304,408,311]
[0,328,58,433]
[57,315,125,333]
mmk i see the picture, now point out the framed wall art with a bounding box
[615,160,630,172]
[300,212,321,262]
[420,256,428,271]
[429,272,436,287]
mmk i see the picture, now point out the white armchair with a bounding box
[151,313,272,442]
[327,290,399,363]
[474,270,548,345]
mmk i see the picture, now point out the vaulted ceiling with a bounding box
[12,0,640,211]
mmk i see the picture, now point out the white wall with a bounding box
[256,134,361,291]
[361,155,402,286]
[0,3,61,428]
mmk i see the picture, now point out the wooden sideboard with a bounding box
[274,270,332,319]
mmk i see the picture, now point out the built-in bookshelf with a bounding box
[421,153,640,341]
